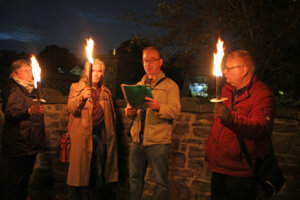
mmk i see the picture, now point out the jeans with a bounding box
[129,142,170,200]
[89,133,106,200]
[3,155,37,200]
[211,172,258,200]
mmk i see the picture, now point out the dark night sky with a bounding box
[0,0,160,60]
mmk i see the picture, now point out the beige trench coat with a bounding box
[67,80,118,186]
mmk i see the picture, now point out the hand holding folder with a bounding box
[121,84,153,109]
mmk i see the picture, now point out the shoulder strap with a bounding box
[237,133,275,174]
[232,90,254,172]
[153,77,166,88]
[127,77,166,136]
[236,134,254,172]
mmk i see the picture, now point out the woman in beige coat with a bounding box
[67,58,118,199]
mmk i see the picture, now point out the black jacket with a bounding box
[1,78,45,158]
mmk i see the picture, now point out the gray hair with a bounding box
[226,50,255,73]
[10,59,31,77]
[80,58,106,84]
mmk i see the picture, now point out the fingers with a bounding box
[82,87,92,99]
[214,103,229,121]
[214,103,223,116]
[126,107,137,117]
[145,97,160,111]
[127,110,137,116]
[145,96,152,102]
[85,87,91,91]
[28,105,44,115]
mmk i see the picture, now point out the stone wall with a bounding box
[100,55,119,98]
[0,98,300,200]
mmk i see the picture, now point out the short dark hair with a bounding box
[143,46,162,58]
[10,59,31,77]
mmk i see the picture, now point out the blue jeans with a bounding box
[89,133,106,200]
[129,142,170,200]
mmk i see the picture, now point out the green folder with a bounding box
[121,84,153,109]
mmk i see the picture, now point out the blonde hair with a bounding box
[10,59,31,77]
[226,50,255,74]
[80,58,106,84]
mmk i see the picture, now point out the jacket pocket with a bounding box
[152,88,168,104]
[146,124,172,143]
[219,132,241,161]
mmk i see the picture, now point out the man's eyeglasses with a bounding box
[223,65,242,72]
[143,58,161,63]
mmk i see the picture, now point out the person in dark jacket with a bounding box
[1,59,45,200]
[205,50,275,200]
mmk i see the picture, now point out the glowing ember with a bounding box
[213,38,225,77]
[30,55,41,88]
[85,38,94,64]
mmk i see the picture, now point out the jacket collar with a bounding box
[224,74,258,102]
[141,71,166,88]
[11,78,35,97]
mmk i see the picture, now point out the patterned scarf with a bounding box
[91,86,105,128]
[12,77,34,93]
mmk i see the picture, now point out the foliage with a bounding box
[0,47,80,96]
[114,37,151,98]
[0,49,29,75]
[0,49,29,90]
[38,45,80,76]
[122,0,300,105]
[114,37,190,97]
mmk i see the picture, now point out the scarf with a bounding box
[91,86,105,128]
[12,77,34,93]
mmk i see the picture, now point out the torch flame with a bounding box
[30,55,41,88]
[213,37,225,77]
[85,38,94,64]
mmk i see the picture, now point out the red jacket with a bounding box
[205,75,275,177]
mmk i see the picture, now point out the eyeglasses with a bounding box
[223,65,242,72]
[143,58,161,63]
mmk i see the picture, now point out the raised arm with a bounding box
[67,83,91,116]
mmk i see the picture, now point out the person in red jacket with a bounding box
[205,50,275,200]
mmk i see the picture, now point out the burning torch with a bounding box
[31,55,45,103]
[85,38,94,87]
[210,37,227,103]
